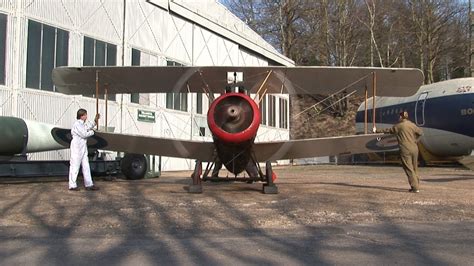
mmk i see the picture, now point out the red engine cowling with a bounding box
[207,92,261,144]
[207,92,261,174]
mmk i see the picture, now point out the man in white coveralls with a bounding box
[68,108,100,191]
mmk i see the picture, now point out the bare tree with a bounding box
[224,0,470,81]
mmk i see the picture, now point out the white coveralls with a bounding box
[68,119,96,189]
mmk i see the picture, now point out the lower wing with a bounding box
[253,134,392,161]
[51,128,215,161]
[95,131,216,161]
[52,128,392,161]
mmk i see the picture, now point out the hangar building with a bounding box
[0,0,294,171]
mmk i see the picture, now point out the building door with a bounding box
[415,92,428,126]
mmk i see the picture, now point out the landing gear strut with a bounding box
[189,160,203,193]
[263,161,278,194]
[188,158,278,194]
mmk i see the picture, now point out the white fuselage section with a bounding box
[356,78,474,157]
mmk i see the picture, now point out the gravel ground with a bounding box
[0,165,473,265]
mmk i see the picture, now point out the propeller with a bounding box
[213,96,253,133]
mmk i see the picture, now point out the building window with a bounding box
[83,36,116,100]
[268,95,276,127]
[279,98,288,129]
[0,13,7,85]
[260,95,267,125]
[130,48,158,105]
[166,93,188,112]
[130,48,140,104]
[26,20,69,91]
[196,93,203,114]
[166,59,187,111]
[167,60,182,67]
[199,127,205,136]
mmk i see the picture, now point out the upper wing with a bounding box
[51,128,215,161]
[253,134,394,161]
[52,66,424,97]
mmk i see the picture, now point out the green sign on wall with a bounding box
[137,109,155,123]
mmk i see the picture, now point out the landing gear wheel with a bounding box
[121,153,147,180]
[263,161,278,194]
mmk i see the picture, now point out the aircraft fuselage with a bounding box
[207,92,261,174]
[356,78,474,158]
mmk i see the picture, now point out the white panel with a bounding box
[239,49,268,67]
[218,37,238,66]
[16,89,118,128]
[11,15,28,91]
[257,57,267,66]
[0,87,13,116]
[5,10,15,88]
[28,149,70,161]
[161,157,193,171]
[68,32,82,66]
[127,0,163,53]
[170,0,293,66]
[193,26,217,65]
[23,0,75,28]
[78,0,123,43]
[161,110,192,140]
[255,127,289,142]
[146,0,168,10]
[163,14,192,64]
[0,0,16,13]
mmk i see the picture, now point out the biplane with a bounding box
[51,66,424,193]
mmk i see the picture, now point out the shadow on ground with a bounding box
[0,165,473,264]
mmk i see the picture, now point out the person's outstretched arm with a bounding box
[376,126,396,134]
[72,122,94,139]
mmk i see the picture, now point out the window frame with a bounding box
[0,13,7,85]
[165,59,188,112]
[83,36,117,100]
[26,20,69,91]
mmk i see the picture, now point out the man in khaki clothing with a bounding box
[376,111,423,193]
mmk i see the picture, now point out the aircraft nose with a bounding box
[212,95,254,134]
[227,106,241,120]
[208,93,261,144]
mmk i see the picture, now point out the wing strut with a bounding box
[104,83,109,132]
[363,71,378,134]
[364,85,368,134]
[292,73,370,119]
[372,71,377,133]
[95,70,100,130]
[94,70,110,132]
[198,71,214,101]
[255,70,273,104]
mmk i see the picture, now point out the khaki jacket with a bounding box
[379,119,423,153]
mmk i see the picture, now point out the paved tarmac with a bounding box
[0,165,473,265]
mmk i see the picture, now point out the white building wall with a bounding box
[0,0,292,171]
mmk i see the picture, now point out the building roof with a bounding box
[147,0,295,66]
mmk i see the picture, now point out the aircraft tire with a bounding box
[121,153,147,180]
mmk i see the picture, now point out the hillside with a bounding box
[289,95,364,139]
